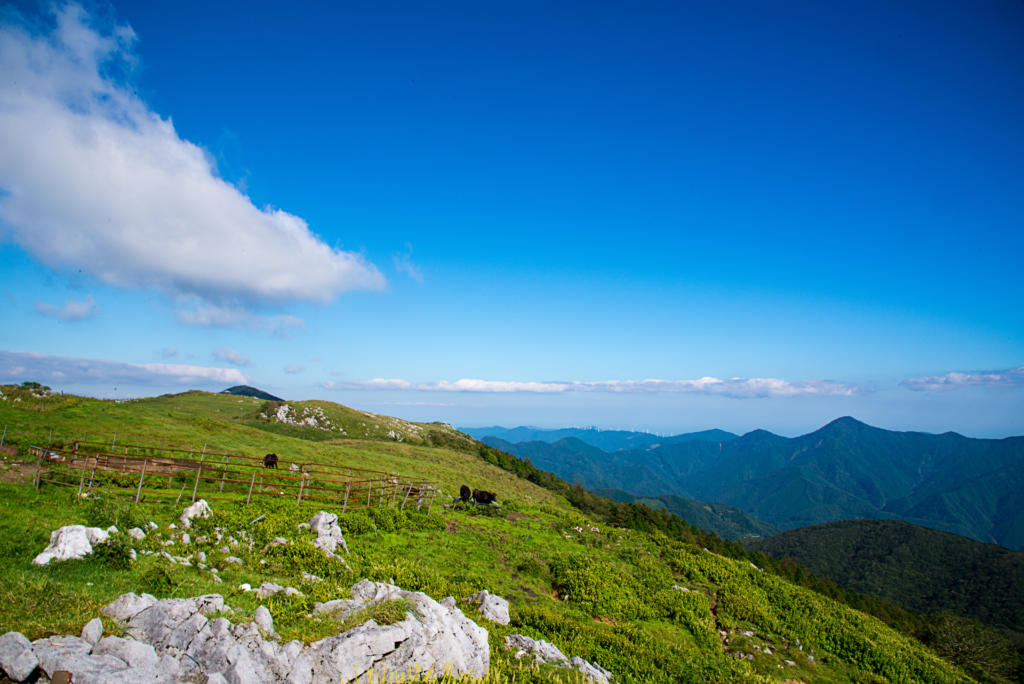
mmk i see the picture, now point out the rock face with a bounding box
[179,499,212,528]
[307,579,489,682]
[32,525,110,565]
[3,582,489,683]
[309,511,348,556]
[505,634,611,683]
[0,631,39,682]
[466,590,510,625]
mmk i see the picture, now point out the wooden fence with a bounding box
[28,441,439,513]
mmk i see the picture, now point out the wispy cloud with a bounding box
[0,350,248,387]
[283,365,304,374]
[901,366,1024,391]
[34,294,98,321]
[0,5,384,317]
[212,347,250,367]
[175,302,304,336]
[393,243,423,284]
[159,348,178,358]
[323,376,865,398]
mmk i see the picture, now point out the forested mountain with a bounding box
[462,425,736,452]
[593,488,779,540]
[745,519,1024,645]
[484,417,1024,549]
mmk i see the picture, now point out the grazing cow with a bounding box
[472,489,497,505]
[459,484,471,502]
[263,453,278,469]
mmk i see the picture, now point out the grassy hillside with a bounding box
[745,520,1024,643]
[0,385,981,682]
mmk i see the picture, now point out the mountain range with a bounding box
[477,417,1024,549]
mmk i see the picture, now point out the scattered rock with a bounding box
[672,585,690,592]
[505,634,610,683]
[256,582,284,599]
[301,572,322,583]
[0,631,39,682]
[80,618,103,647]
[239,583,252,592]
[254,606,279,639]
[181,533,191,545]
[309,511,348,556]
[32,525,110,565]
[466,590,510,625]
[179,499,212,528]
[223,556,243,566]
[147,521,158,530]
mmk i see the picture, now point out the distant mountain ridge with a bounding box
[480,416,1024,549]
[461,425,737,452]
[745,519,1024,644]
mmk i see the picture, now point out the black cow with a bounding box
[472,489,497,505]
[263,453,278,469]
[459,484,471,502]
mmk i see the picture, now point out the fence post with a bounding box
[416,481,426,510]
[366,481,372,507]
[297,475,305,504]
[247,471,256,505]
[76,463,86,497]
[135,459,148,503]
[112,434,116,450]
[32,450,43,490]
[0,425,5,447]
[401,484,413,509]
[191,464,202,502]
[427,486,436,514]
[219,457,230,492]
[176,484,186,505]
[342,482,350,513]
[86,457,98,495]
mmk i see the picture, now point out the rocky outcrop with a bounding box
[466,590,510,625]
[1,581,489,683]
[179,499,212,528]
[32,525,111,565]
[505,634,611,683]
[309,511,348,556]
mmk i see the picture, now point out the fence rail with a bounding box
[28,444,439,513]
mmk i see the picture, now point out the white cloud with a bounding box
[901,366,1024,391]
[212,347,249,367]
[175,301,304,336]
[35,294,98,321]
[160,347,178,358]
[0,5,384,314]
[0,350,248,387]
[283,365,304,374]
[323,376,864,398]
[393,244,423,284]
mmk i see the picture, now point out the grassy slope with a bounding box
[0,386,970,683]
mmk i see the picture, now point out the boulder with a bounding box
[466,590,510,625]
[308,579,489,682]
[571,655,613,684]
[0,631,39,682]
[504,634,569,666]
[309,511,349,556]
[254,607,279,639]
[80,618,103,646]
[33,525,109,565]
[180,499,212,528]
[128,527,146,541]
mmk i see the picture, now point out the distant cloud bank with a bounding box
[324,376,865,399]
[0,350,248,388]
[901,366,1024,391]
[0,5,383,320]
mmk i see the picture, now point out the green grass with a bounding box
[0,386,978,682]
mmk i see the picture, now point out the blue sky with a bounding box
[1,0,1022,437]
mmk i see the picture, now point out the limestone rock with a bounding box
[254,606,279,639]
[0,631,39,682]
[256,582,284,599]
[571,655,612,684]
[309,511,348,556]
[180,499,212,528]
[128,527,146,541]
[466,590,510,625]
[92,635,159,669]
[33,525,108,565]
[101,593,158,622]
[80,618,103,646]
[308,579,489,682]
[504,634,569,666]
